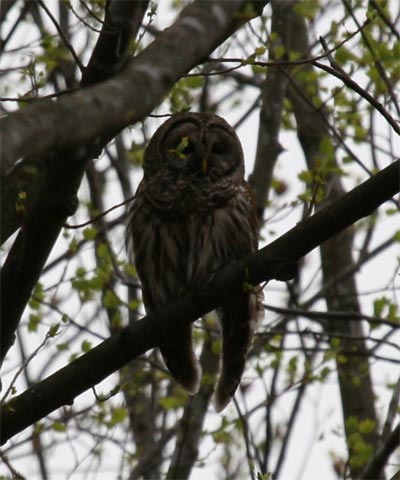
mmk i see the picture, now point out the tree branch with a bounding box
[1,0,147,245]
[0,1,151,366]
[0,1,268,174]
[248,1,291,221]
[1,160,398,444]
[0,1,269,367]
[361,424,400,479]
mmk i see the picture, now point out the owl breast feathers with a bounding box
[127,112,262,412]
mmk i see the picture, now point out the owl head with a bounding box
[143,112,245,182]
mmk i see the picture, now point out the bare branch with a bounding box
[361,423,400,479]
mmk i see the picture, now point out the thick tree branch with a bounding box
[0,1,267,173]
[1,160,398,444]
[0,1,151,365]
[1,0,147,245]
[0,1,269,368]
[81,0,150,87]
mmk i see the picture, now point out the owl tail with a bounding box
[160,325,201,394]
[213,293,261,413]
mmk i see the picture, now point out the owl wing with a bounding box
[212,185,262,412]
[127,187,201,395]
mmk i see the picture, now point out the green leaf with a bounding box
[318,366,331,382]
[68,237,79,253]
[124,263,137,276]
[293,1,319,20]
[288,50,301,61]
[76,267,86,277]
[257,473,272,480]
[235,2,258,20]
[83,227,97,240]
[298,170,313,184]
[109,407,127,426]
[81,340,92,353]
[373,297,388,317]
[342,155,353,164]
[159,395,186,410]
[69,353,78,363]
[111,311,123,329]
[127,145,144,166]
[48,323,60,337]
[286,355,298,383]
[97,243,110,260]
[29,282,45,310]
[212,430,232,444]
[184,76,204,89]
[254,46,266,56]
[251,64,265,74]
[273,45,285,59]
[387,303,399,323]
[358,419,376,434]
[103,289,121,309]
[28,313,42,332]
[56,343,69,352]
[202,373,216,387]
[52,422,66,432]
[386,208,399,216]
[169,79,193,113]
[335,46,356,65]
[128,299,140,310]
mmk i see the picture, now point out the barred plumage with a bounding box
[127,112,261,412]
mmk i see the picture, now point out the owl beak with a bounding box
[201,157,208,174]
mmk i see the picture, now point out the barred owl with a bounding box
[127,112,261,412]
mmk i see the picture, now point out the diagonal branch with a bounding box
[0,0,148,245]
[0,1,269,367]
[0,1,268,174]
[0,1,150,366]
[360,423,400,480]
[1,160,398,444]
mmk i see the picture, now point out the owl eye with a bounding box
[212,142,227,154]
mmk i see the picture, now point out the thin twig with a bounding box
[263,303,400,329]
[312,60,400,135]
[205,17,371,70]
[37,0,84,72]
[0,87,77,102]
[64,195,135,229]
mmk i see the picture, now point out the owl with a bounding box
[127,112,261,412]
